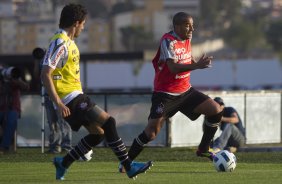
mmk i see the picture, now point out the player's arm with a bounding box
[167,54,213,74]
[41,66,60,107]
[41,40,71,117]
[160,38,212,74]
[41,65,70,118]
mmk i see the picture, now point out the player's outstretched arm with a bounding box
[167,54,213,74]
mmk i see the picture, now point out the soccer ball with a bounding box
[213,150,236,172]
[79,149,93,162]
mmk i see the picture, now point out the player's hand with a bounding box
[57,102,71,117]
[196,53,213,69]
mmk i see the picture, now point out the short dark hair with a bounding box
[59,4,88,29]
[173,12,192,26]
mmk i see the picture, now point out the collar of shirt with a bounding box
[172,30,183,41]
[55,29,68,37]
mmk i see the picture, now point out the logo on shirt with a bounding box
[52,75,62,80]
[174,48,186,54]
[175,73,190,79]
[51,47,65,66]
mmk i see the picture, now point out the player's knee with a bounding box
[146,132,157,141]
[102,116,116,130]
[145,127,160,141]
[206,110,223,127]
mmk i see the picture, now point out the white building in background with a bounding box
[0,0,280,55]
[133,0,200,16]
[0,0,14,17]
[35,20,56,49]
[0,17,17,54]
[112,0,200,51]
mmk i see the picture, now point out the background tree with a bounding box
[79,0,108,18]
[110,0,135,15]
[223,20,265,55]
[120,26,155,51]
[199,0,242,36]
[265,20,282,60]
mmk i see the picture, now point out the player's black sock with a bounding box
[128,131,150,160]
[198,123,218,152]
[102,117,131,171]
[62,134,104,168]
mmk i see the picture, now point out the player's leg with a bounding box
[180,88,222,160]
[128,117,165,161]
[195,98,222,160]
[127,92,173,161]
[96,107,152,178]
[54,132,103,180]
[116,117,160,175]
[53,94,104,180]
[61,123,104,168]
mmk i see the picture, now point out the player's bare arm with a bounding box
[167,53,213,74]
[41,66,71,117]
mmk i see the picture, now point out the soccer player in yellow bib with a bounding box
[41,3,152,180]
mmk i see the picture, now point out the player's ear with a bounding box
[74,21,80,27]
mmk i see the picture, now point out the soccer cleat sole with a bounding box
[144,162,153,174]
[128,161,153,179]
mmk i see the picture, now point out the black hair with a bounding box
[59,4,88,29]
[172,12,192,26]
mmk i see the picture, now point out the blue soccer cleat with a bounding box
[53,157,67,180]
[126,161,153,179]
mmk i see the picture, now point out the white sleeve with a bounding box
[159,38,175,62]
[42,38,68,69]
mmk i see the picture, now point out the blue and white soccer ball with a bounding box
[213,150,237,172]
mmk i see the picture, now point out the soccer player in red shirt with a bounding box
[126,12,223,165]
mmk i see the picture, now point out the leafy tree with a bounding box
[79,0,108,18]
[111,0,135,15]
[199,0,242,35]
[265,20,282,60]
[120,26,155,51]
[223,21,264,54]
[51,0,108,18]
[265,20,282,51]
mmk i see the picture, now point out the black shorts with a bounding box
[64,94,96,131]
[149,87,209,120]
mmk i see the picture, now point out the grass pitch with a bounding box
[0,147,281,184]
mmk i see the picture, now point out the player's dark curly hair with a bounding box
[59,4,88,29]
[173,12,192,26]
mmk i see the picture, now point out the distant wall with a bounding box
[17,91,281,148]
[81,59,282,91]
[169,91,281,147]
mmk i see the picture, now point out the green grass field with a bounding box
[0,147,281,184]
